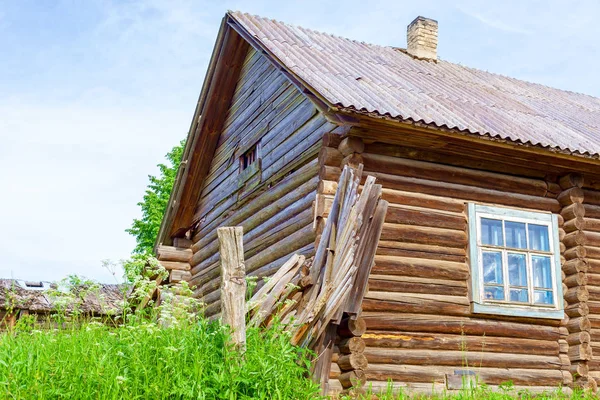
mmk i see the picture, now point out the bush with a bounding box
[0,318,321,399]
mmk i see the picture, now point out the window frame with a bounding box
[239,141,261,173]
[467,203,564,319]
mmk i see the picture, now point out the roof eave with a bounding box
[155,15,232,250]
[337,107,600,164]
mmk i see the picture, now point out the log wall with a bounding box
[558,178,594,390]
[187,47,335,316]
[582,187,600,388]
[318,133,575,393]
[174,42,600,391]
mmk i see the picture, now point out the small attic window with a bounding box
[240,142,260,172]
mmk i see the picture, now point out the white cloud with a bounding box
[0,101,188,282]
[456,6,532,35]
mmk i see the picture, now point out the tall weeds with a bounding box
[0,317,320,399]
[0,261,321,399]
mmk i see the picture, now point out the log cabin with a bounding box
[0,279,124,329]
[155,11,600,395]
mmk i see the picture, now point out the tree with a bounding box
[126,139,185,254]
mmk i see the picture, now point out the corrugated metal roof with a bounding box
[230,11,600,157]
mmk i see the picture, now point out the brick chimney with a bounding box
[406,16,438,61]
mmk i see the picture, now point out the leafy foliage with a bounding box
[126,140,185,255]
[44,275,103,320]
[0,319,320,399]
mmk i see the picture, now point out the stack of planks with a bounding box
[134,239,194,312]
[156,238,193,283]
[246,165,388,390]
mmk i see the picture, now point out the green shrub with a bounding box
[0,318,321,399]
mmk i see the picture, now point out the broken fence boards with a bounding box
[244,164,387,390]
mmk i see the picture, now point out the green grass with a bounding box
[2,317,599,400]
[343,381,597,400]
[0,317,321,400]
[1,269,597,400]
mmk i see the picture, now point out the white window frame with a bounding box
[467,203,564,319]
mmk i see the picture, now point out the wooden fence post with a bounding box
[218,226,246,349]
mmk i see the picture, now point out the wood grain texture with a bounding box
[218,227,246,348]
[167,28,250,238]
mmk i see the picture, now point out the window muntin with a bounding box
[468,204,563,319]
[477,211,557,307]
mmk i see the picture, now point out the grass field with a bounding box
[4,317,599,400]
[0,316,320,399]
[343,383,596,400]
[3,315,600,399]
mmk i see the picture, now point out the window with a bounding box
[467,204,563,319]
[239,142,260,172]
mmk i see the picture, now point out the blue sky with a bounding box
[1,0,599,283]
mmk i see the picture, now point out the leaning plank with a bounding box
[232,164,388,388]
[345,199,388,316]
[248,254,303,310]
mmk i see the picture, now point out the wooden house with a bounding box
[0,279,124,328]
[156,11,600,394]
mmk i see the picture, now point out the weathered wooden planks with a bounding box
[362,330,559,355]
[218,227,246,349]
[178,46,331,314]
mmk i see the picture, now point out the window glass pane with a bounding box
[508,253,527,287]
[481,218,503,246]
[528,224,550,251]
[509,289,529,303]
[505,221,527,249]
[534,290,554,305]
[484,286,505,301]
[532,256,553,289]
[482,251,503,284]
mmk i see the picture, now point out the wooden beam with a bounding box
[347,116,600,175]
[156,245,192,263]
[218,226,246,349]
[167,29,250,239]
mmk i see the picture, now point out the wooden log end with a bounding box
[339,337,366,354]
[338,369,366,389]
[338,136,365,157]
[338,316,367,338]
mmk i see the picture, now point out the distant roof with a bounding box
[0,279,125,315]
[230,11,600,157]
